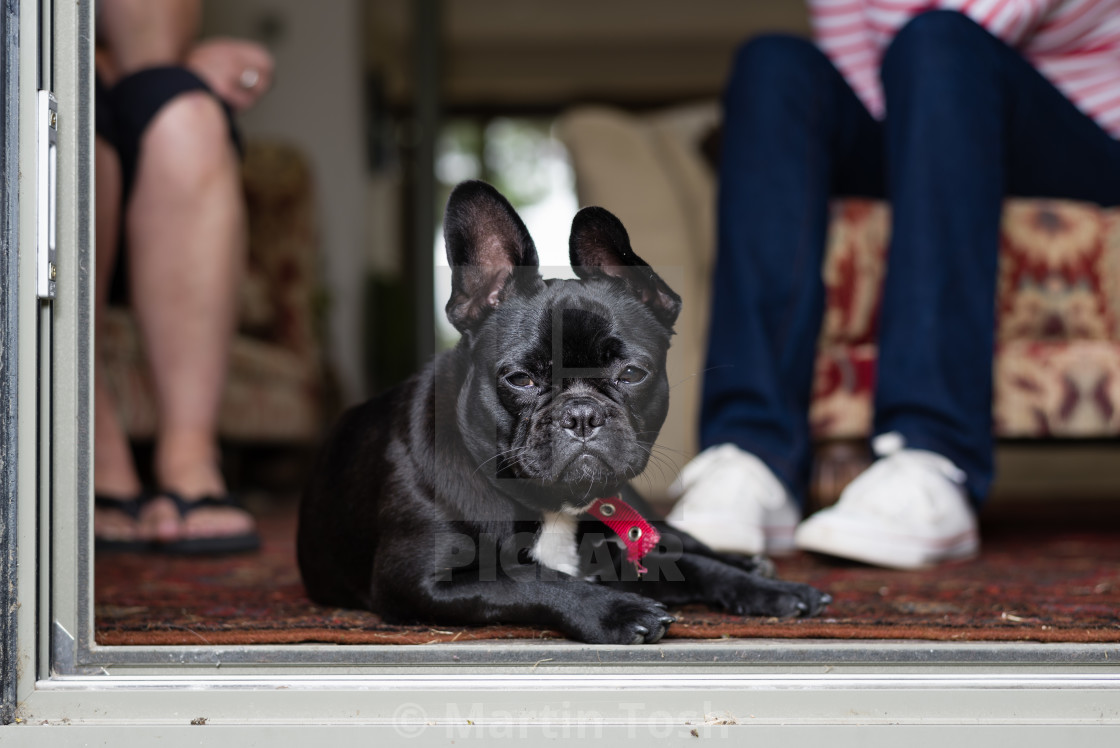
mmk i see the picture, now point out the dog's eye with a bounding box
[617,365,648,385]
[505,372,535,389]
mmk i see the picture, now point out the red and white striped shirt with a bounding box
[810,0,1120,137]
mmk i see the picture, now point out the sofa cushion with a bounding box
[994,339,1120,437]
[999,199,1120,343]
[810,338,1120,439]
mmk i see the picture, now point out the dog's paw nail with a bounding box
[796,601,809,615]
[660,615,676,624]
[653,602,668,610]
[821,594,833,605]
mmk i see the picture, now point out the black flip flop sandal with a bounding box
[94,492,155,553]
[157,491,261,555]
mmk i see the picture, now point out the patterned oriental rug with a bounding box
[95,498,1120,646]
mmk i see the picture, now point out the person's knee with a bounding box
[138,91,236,187]
[727,34,829,101]
[883,10,993,79]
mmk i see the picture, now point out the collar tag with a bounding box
[586,497,661,575]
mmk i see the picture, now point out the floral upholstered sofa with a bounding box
[98,141,328,445]
[557,103,1120,502]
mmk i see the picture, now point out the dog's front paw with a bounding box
[723,578,831,619]
[574,591,676,645]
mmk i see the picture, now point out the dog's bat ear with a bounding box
[569,206,682,328]
[443,180,543,332]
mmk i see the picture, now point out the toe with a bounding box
[140,496,181,543]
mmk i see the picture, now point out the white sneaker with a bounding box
[665,444,801,555]
[794,432,979,569]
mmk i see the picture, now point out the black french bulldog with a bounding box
[298,180,829,644]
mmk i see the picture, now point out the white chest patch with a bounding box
[529,511,581,577]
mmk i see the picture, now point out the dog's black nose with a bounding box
[560,398,605,440]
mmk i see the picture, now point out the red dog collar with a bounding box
[586,497,661,575]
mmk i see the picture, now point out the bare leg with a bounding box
[95,135,187,543]
[124,91,254,541]
[93,137,148,541]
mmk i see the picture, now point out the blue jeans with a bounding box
[701,10,1120,507]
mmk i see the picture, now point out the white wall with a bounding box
[203,0,369,404]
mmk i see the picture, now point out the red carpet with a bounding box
[95,497,1120,646]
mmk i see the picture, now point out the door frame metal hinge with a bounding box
[37,89,58,300]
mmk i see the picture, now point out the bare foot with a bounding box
[94,429,173,543]
[155,432,257,542]
[171,496,257,541]
[94,495,145,543]
[94,388,146,543]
